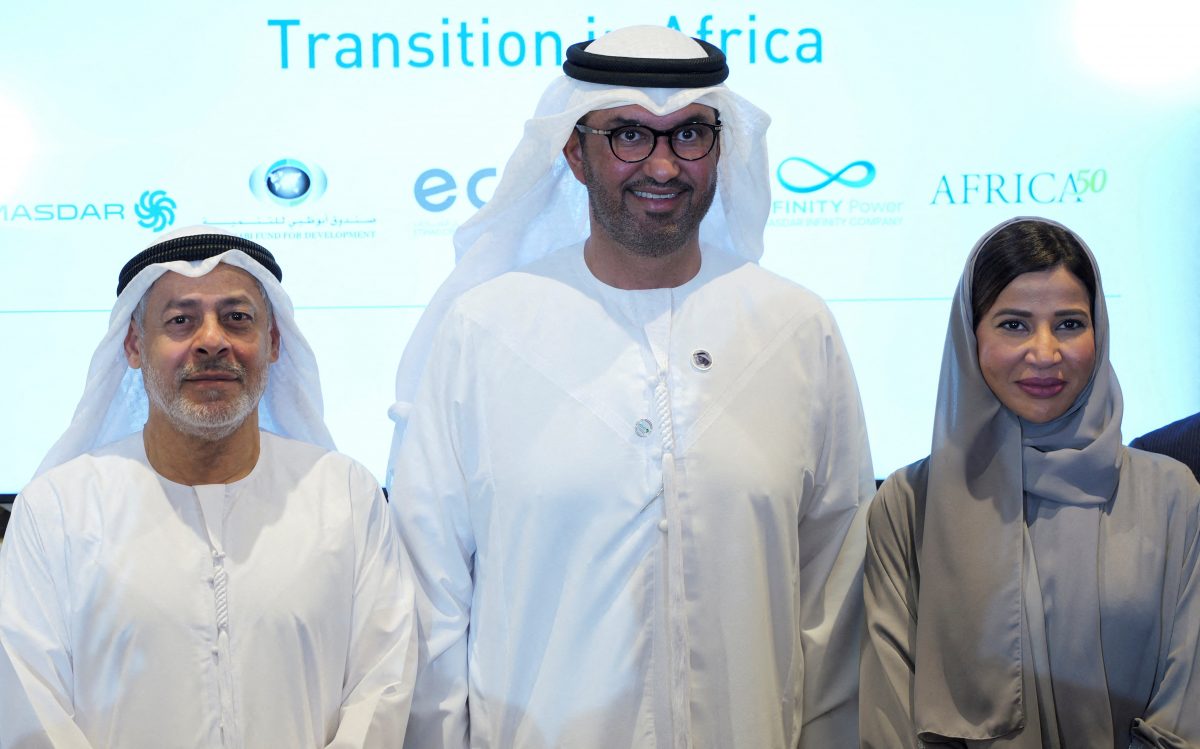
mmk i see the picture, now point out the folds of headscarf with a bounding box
[913,216,1123,740]
[35,226,334,478]
[116,232,282,296]
[388,25,772,454]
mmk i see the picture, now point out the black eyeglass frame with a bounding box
[574,121,723,163]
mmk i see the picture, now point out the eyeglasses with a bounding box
[574,121,722,163]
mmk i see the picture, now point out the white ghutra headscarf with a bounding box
[388,25,774,467]
[35,225,334,478]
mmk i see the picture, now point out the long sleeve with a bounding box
[388,312,478,749]
[0,488,96,749]
[1130,482,1200,749]
[859,465,924,749]
[795,320,876,749]
[385,251,882,748]
[326,465,419,749]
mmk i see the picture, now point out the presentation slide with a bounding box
[2,0,1198,491]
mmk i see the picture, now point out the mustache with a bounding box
[625,178,690,192]
[177,360,246,382]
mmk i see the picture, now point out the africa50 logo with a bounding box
[0,189,178,233]
[930,169,1108,205]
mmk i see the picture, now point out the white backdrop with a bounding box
[2,0,1198,491]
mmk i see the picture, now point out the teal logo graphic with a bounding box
[930,169,1107,205]
[414,167,497,212]
[777,157,876,194]
[135,190,177,232]
[250,159,327,206]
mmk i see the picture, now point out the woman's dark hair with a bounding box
[971,220,1097,328]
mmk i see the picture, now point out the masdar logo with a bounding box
[135,190,177,232]
[0,189,177,229]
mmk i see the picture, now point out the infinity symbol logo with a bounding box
[776,157,876,193]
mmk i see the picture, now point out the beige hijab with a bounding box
[913,216,1123,741]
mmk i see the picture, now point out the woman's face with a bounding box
[976,265,1096,423]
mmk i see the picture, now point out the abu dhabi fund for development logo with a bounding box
[0,189,178,233]
[249,158,328,206]
[770,156,903,228]
[213,157,375,241]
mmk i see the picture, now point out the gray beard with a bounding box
[142,360,266,442]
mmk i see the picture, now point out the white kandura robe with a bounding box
[390,243,875,749]
[0,431,416,749]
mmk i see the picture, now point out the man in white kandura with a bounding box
[387,25,874,749]
[0,227,416,748]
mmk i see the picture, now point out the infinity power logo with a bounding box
[777,157,876,193]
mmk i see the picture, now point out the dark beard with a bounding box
[583,167,717,258]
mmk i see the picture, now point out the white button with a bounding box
[211,646,219,655]
[635,419,653,437]
[658,519,669,533]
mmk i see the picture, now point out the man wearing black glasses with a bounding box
[566,113,723,288]
[387,24,873,749]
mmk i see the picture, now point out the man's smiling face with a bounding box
[565,103,720,258]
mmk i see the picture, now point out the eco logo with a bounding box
[135,190,177,232]
[776,157,876,194]
[414,167,497,212]
[249,159,328,206]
